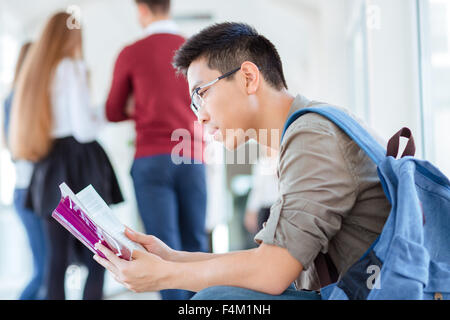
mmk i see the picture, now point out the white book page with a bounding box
[76,185,145,253]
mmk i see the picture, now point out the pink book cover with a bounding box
[52,183,144,261]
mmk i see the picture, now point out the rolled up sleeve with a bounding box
[254,119,358,270]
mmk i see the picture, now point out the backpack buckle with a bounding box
[434,292,443,300]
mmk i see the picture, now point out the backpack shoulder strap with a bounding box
[281,105,387,288]
[281,106,386,166]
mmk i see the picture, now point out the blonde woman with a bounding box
[9,12,124,300]
[3,42,47,300]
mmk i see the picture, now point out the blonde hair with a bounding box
[9,12,82,161]
[12,42,33,88]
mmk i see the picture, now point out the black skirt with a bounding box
[25,136,124,218]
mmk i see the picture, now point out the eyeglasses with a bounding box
[190,67,241,116]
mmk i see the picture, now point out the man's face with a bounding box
[187,58,255,150]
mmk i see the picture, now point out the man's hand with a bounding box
[93,242,174,293]
[124,227,176,261]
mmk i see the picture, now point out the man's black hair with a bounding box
[173,22,288,90]
[135,0,170,14]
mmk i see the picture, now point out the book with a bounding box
[52,183,145,261]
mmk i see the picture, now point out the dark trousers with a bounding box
[131,154,208,300]
[14,188,47,300]
[43,218,105,300]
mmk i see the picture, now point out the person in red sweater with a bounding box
[105,0,207,300]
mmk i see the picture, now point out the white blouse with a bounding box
[51,58,104,142]
[13,58,103,189]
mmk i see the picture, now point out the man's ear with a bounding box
[137,3,147,15]
[137,3,153,23]
[240,61,260,95]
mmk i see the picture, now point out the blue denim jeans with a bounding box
[131,154,208,300]
[14,188,48,300]
[191,284,322,300]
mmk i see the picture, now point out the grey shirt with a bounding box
[254,95,391,291]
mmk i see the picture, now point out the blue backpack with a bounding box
[281,106,450,300]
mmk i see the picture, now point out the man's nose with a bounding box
[197,107,209,125]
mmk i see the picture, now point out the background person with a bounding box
[105,0,207,300]
[3,42,48,300]
[9,12,124,300]
[244,147,279,235]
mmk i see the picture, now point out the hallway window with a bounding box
[418,0,450,176]
[0,34,18,206]
[348,0,370,122]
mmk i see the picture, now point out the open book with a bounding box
[52,183,145,261]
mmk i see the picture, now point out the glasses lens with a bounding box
[191,92,203,115]
[191,102,198,115]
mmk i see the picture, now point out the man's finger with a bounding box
[95,243,123,267]
[112,273,124,285]
[93,254,120,276]
[131,248,148,260]
[125,228,152,244]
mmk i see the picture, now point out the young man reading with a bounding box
[105,0,207,300]
[93,22,391,300]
